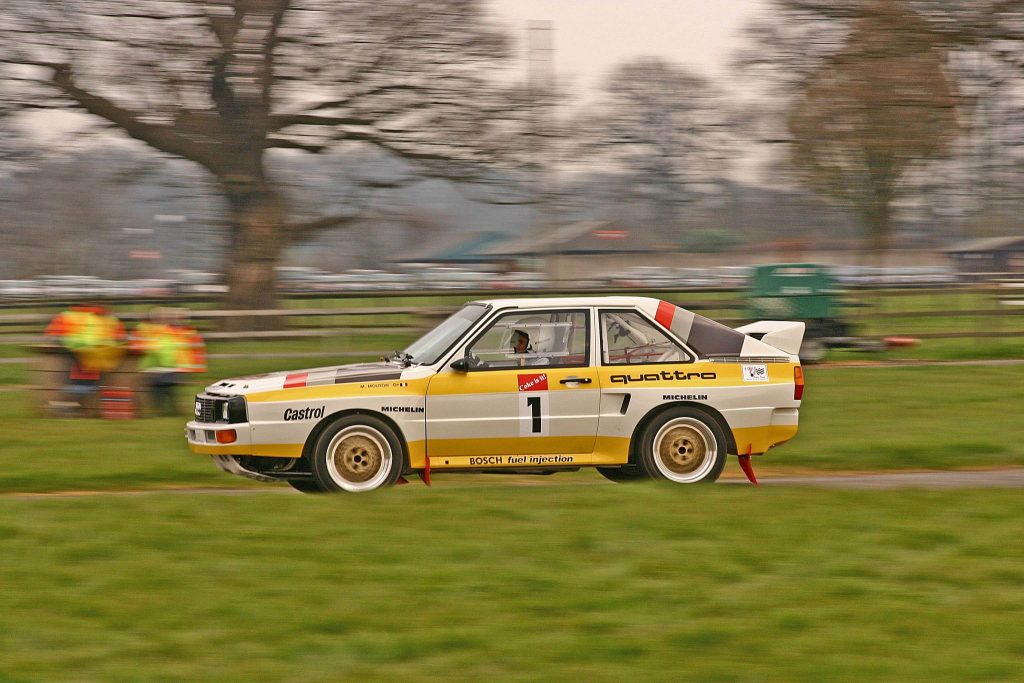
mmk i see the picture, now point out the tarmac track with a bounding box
[725,468,1024,489]
[5,468,1024,499]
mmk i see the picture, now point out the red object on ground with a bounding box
[100,388,135,420]
[884,336,920,348]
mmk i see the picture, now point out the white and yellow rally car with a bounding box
[186,296,805,492]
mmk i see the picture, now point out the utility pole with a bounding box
[527,20,555,285]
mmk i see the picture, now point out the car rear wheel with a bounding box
[310,415,406,492]
[637,408,726,484]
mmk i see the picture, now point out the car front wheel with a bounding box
[310,415,406,492]
[637,408,727,484]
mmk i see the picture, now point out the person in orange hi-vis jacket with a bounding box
[44,303,126,414]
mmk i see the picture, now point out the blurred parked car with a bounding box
[833,265,957,288]
[606,266,678,288]
[487,271,550,290]
[0,280,43,299]
[417,266,490,290]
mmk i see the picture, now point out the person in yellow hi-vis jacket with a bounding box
[167,308,207,376]
[45,303,126,414]
[131,308,187,416]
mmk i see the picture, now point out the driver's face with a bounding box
[512,334,528,353]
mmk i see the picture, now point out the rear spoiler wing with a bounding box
[735,321,806,356]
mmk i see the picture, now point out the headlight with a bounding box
[225,396,248,424]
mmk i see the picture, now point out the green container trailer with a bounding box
[747,264,865,361]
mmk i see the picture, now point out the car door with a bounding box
[425,308,600,458]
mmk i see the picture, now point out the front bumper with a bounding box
[186,420,253,455]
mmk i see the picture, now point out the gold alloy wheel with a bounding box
[652,417,717,483]
[325,426,392,491]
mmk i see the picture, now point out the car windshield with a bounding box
[403,303,490,365]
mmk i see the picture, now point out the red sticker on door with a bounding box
[518,373,549,392]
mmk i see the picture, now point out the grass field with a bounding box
[0,364,1021,495]
[2,297,1022,681]
[1,485,1022,681]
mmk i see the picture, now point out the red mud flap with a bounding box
[398,459,432,487]
[737,447,759,486]
[417,456,432,487]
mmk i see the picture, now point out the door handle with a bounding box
[559,376,592,385]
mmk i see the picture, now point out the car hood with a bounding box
[204,361,417,396]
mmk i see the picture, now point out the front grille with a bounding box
[194,393,248,424]
[195,396,218,423]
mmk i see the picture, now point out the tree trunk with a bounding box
[863,189,893,269]
[221,181,286,331]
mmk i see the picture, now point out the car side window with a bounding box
[601,310,690,365]
[465,310,589,369]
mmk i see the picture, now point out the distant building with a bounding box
[943,236,1024,280]
[397,231,512,267]
[396,220,663,282]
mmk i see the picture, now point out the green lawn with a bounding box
[1,486,1021,681]
[771,364,1024,470]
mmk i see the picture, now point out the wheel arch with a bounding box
[629,401,738,463]
[301,408,412,472]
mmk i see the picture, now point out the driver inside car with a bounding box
[511,328,552,367]
[511,329,532,355]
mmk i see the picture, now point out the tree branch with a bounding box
[43,62,218,170]
[264,137,327,153]
[269,113,375,131]
[287,212,364,241]
[309,84,430,111]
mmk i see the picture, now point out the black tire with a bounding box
[310,415,406,493]
[636,407,727,484]
[596,465,645,483]
[287,479,325,494]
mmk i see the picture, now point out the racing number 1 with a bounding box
[519,393,549,436]
[527,396,541,433]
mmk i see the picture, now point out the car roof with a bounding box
[473,295,663,310]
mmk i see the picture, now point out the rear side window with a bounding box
[600,310,691,365]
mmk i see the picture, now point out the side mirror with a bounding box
[450,357,469,372]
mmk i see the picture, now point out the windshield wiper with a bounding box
[388,350,415,367]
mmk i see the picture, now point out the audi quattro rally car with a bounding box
[186,296,805,493]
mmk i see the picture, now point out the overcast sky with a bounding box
[25,0,772,181]
[488,0,768,96]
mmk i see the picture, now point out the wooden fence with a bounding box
[2,283,1023,355]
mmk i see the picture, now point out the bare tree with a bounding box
[0,0,515,320]
[570,57,734,244]
[788,2,962,253]
[737,0,1024,254]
